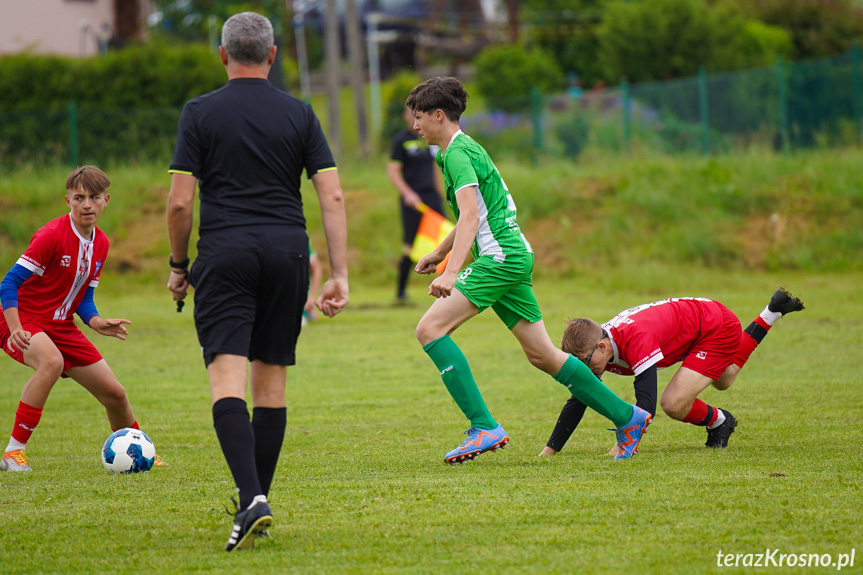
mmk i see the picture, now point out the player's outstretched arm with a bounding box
[633,366,658,417]
[88,317,132,340]
[539,395,589,456]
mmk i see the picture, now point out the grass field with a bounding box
[0,267,860,574]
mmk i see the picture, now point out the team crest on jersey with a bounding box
[61,255,72,267]
[696,351,708,360]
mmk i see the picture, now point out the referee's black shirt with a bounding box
[170,78,336,233]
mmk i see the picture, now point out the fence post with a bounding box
[621,77,631,153]
[698,65,710,155]
[776,57,790,153]
[531,86,543,154]
[68,100,79,167]
[853,43,862,146]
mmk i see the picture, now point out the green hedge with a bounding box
[0,42,224,166]
[0,41,225,110]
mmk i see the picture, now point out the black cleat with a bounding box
[705,410,737,448]
[767,288,805,316]
[225,495,273,551]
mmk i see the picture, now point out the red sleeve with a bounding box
[620,331,665,376]
[18,225,59,276]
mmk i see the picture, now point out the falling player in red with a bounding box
[0,166,139,471]
[539,290,804,456]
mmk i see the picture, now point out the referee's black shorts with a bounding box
[189,225,310,367]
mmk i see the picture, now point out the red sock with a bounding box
[11,402,43,444]
[733,316,771,367]
[112,420,139,432]
[682,399,719,426]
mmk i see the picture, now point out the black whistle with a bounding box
[177,300,185,313]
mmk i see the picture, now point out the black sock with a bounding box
[397,255,412,298]
[213,398,262,508]
[252,407,287,498]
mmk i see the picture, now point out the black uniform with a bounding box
[389,129,444,244]
[171,78,335,366]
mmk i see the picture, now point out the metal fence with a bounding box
[522,47,862,159]
[1,48,860,167]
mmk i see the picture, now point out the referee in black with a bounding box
[166,11,348,552]
[386,106,444,304]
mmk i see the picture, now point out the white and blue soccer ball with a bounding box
[101,428,156,474]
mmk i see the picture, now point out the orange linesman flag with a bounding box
[410,203,454,274]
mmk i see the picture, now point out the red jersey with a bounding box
[14,214,109,321]
[602,297,729,377]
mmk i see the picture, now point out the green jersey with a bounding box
[436,131,532,262]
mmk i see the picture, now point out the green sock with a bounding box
[423,335,497,430]
[554,355,633,427]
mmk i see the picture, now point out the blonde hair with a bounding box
[560,318,604,357]
[66,165,110,194]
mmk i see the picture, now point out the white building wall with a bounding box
[0,0,147,57]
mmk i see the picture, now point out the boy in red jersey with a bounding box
[539,290,804,456]
[0,166,139,471]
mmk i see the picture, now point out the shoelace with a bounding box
[224,496,241,518]
[5,450,27,465]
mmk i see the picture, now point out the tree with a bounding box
[149,1,292,89]
[598,0,790,83]
[733,0,863,60]
[521,0,606,88]
[474,44,565,112]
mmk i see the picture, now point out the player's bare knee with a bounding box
[415,321,439,346]
[525,351,554,374]
[660,395,688,420]
[99,381,129,407]
[712,378,734,391]
[36,351,65,380]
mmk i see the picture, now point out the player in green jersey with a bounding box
[406,77,652,463]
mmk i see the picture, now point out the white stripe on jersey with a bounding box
[16,256,46,276]
[472,187,505,262]
[54,227,93,320]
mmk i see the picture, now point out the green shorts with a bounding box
[454,252,542,330]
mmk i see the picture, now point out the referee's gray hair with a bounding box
[222,12,274,66]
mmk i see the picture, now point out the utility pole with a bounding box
[345,0,369,157]
[325,0,341,154]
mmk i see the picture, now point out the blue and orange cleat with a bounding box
[613,406,652,460]
[444,424,509,464]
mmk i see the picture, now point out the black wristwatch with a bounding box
[169,255,190,271]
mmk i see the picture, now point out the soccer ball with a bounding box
[101,428,156,474]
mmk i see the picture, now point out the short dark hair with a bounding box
[65,166,110,195]
[222,12,273,66]
[405,77,468,122]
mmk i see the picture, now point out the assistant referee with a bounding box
[166,11,348,552]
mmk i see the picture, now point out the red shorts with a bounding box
[0,315,103,375]
[680,302,742,380]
